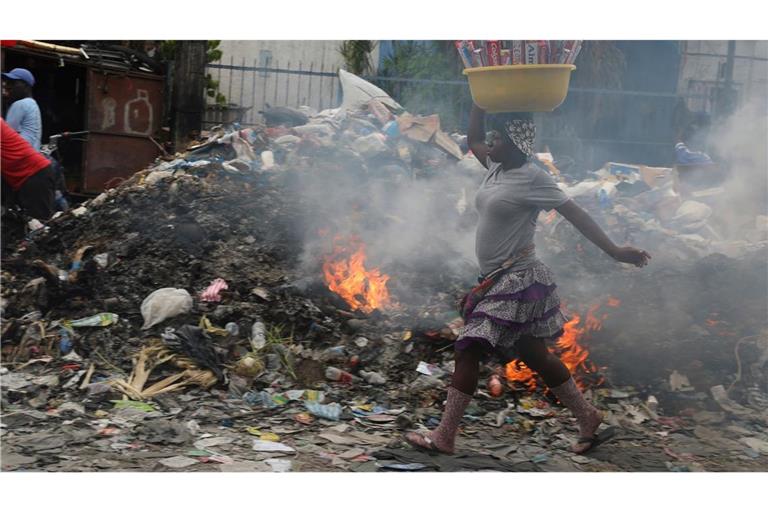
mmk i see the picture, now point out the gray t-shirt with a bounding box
[474,159,569,275]
[6,97,42,150]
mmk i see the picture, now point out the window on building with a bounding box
[259,50,273,77]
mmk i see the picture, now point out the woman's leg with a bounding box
[516,336,602,452]
[405,344,482,453]
[516,335,569,387]
[451,343,483,395]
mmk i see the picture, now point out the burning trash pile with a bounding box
[2,70,767,473]
[0,70,481,472]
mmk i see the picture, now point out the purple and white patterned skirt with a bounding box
[455,261,567,362]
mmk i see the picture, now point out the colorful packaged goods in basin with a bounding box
[457,40,582,112]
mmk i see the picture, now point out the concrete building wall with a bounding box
[207,40,380,125]
[678,40,768,112]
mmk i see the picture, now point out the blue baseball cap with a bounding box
[2,68,35,87]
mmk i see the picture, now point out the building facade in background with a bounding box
[679,40,768,114]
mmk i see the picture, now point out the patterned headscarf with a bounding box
[503,119,536,157]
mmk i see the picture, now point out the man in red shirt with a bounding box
[1,117,55,220]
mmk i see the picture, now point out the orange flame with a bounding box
[606,297,621,308]
[505,304,605,392]
[585,304,607,331]
[322,235,393,314]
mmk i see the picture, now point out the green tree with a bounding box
[379,41,470,131]
[338,40,377,75]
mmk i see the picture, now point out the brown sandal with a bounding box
[572,426,617,454]
[403,431,453,455]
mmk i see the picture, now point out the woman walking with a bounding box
[405,105,650,455]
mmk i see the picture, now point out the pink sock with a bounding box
[550,377,602,438]
[430,387,472,452]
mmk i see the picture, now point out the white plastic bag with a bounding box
[145,170,174,186]
[260,151,275,170]
[672,200,712,224]
[140,288,193,330]
[338,69,402,112]
[671,200,713,231]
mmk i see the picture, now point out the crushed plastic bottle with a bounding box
[325,366,355,383]
[69,313,119,327]
[304,401,342,421]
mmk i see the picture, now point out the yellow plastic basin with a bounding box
[463,64,576,113]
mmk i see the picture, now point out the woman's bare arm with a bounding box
[468,104,489,169]
[555,199,651,267]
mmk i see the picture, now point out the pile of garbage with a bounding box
[0,70,479,472]
[2,71,767,473]
[539,157,767,267]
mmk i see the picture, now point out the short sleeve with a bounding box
[524,167,570,211]
[6,100,41,150]
[5,102,24,131]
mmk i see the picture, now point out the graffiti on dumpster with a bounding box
[87,71,162,138]
[101,97,117,130]
[123,90,154,135]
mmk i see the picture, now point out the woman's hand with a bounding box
[611,246,651,267]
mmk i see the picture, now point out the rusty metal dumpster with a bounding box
[83,69,164,191]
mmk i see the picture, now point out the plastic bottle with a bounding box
[69,313,119,327]
[325,366,355,384]
[59,329,72,355]
[225,322,240,336]
[251,320,266,350]
[359,370,387,385]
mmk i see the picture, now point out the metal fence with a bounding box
[205,60,731,169]
[205,58,341,127]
